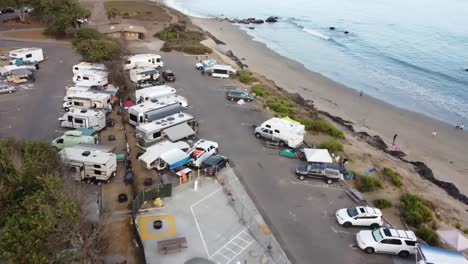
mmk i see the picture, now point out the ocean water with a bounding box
[164,0,468,125]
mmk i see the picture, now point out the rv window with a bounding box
[74,102,84,106]
[152,131,162,139]
[261,128,269,133]
[107,99,111,104]
[125,60,131,64]
[26,54,32,58]
[68,116,73,122]
[213,69,229,74]
[83,76,89,80]
[56,139,64,144]
[69,167,77,173]
[129,114,138,123]
[274,129,280,133]
[139,116,143,123]
[151,58,155,63]
[93,164,101,168]
[75,119,84,124]
[94,170,102,175]
[265,125,271,128]
[157,58,161,62]
[74,67,79,71]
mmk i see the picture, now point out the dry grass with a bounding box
[104,1,171,22]
[3,29,50,40]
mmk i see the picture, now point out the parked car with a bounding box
[226,89,254,102]
[0,85,16,94]
[335,206,383,228]
[162,70,176,82]
[356,228,417,258]
[201,155,229,175]
[1,7,15,13]
[295,163,346,184]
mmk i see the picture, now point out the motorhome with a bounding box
[186,139,219,168]
[9,47,44,63]
[124,54,164,70]
[65,86,90,95]
[73,70,108,87]
[138,140,190,170]
[59,108,107,131]
[128,100,185,126]
[129,67,159,84]
[136,112,198,149]
[254,117,305,148]
[63,91,112,111]
[151,94,188,108]
[59,147,117,183]
[135,85,176,102]
[51,130,97,150]
[211,64,237,79]
[72,62,107,74]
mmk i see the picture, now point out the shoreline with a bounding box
[188,18,468,197]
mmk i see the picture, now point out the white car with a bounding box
[0,85,16,94]
[336,206,383,228]
[356,228,417,258]
[187,139,219,167]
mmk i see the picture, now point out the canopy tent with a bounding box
[124,100,134,109]
[160,148,190,170]
[303,148,333,163]
[437,230,468,251]
[417,244,468,264]
[164,123,195,142]
[138,141,190,169]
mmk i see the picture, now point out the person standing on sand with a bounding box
[360,90,363,97]
[432,130,437,137]
[392,134,397,145]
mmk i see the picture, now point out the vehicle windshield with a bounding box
[347,208,359,217]
[166,72,174,76]
[204,156,220,166]
[372,229,383,242]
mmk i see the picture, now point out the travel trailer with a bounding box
[138,140,190,170]
[63,91,112,111]
[135,85,176,102]
[211,64,237,79]
[65,86,91,95]
[136,112,198,149]
[72,62,107,74]
[124,54,164,70]
[186,139,219,168]
[59,147,117,183]
[73,70,108,87]
[151,94,188,108]
[9,47,44,63]
[129,67,159,84]
[254,117,305,148]
[128,101,185,127]
[59,108,107,131]
[51,130,97,150]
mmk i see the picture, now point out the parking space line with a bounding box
[218,252,232,261]
[224,247,237,254]
[230,240,244,249]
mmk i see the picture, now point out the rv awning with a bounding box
[418,245,468,264]
[164,123,195,142]
[160,149,190,170]
[303,148,333,163]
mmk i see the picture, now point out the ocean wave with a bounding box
[284,18,332,40]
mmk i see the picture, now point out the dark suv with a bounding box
[295,163,347,184]
[201,155,229,176]
[162,70,176,82]
[226,89,254,102]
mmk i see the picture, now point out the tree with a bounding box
[73,28,123,62]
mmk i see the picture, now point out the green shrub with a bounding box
[252,86,270,97]
[356,175,383,192]
[265,99,296,115]
[297,118,344,139]
[463,228,468,234]
[383,167,403,187]
[318,140,344,153]
[401,193,433,226]
[416,225,440,246]
[182,44,212,55]
[237,70,255,84]
[374,198,392,209]
[455,223,462,229]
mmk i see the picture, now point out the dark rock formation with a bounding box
[329,27,336,30]
[344,31,349,34]
[266,16,279,23]
[250,19,264,24]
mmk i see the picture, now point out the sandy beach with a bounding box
[191,18,468,197]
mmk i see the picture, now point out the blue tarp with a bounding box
[160,149,190,170]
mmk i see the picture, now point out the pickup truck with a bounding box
[295,163,346,184]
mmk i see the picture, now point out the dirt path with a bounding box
[81,0,109,26]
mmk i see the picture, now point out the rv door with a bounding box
[151,58,155,64]
[69,165,85,181]
[74,118,86,128]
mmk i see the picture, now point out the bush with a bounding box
[252,85,270,97]
[265,99,296,115]
[155,25,210,55]
[463,228,468,234]
[374,198,392,209]
[237,70,255,84]
[318,140,344,153]
[356,175,383,193]
[416,225,440,246]
[182,44,212,55]
[455,223,462,229]
[297,118,345,139]
[383,167,403,187]
[401,193,433,226]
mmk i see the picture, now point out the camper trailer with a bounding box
[73,70,108,87]
[211,64,237,79]
[135,85,176,102]
[63,91,112,111]
[124,54,164,70]
[138,140,190,170]
[128,101,185,127]
[59,147,117,183]
[136,112,198,149]
[59,108,107,131]
[186,139,219,168]
[129,67,159,84]
[51,130,97,150]
[254,117,305,148]
[9,47,44,63]
[72,62,107,74]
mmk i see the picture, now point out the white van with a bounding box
[254,117,305,148]
[9,47,44,63]
[73,70,108,87]
[129,67,159,84]
[59,108,107,131]
[72,62,107,74]
[211,64,237,79]
[124,54,164,70]
[138,140,190,170]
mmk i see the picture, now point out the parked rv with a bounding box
[9,47,44,63]
[63,91,112,111]
[51,130,97,150]
[59,108,107,131]
[135,85,176,102]
[211,64,237,79]
[65,86,91,95]
[254,117,305,148]
[129,67,160,84]
[72,62,107,74]
[138,140,190,170]
[128,101,185,127]
[124,54,164,70]
[73,70,108,87]
[187,139,219,168]
[136,112,198,149]
[59,147,117,183]
[150,94,188,108]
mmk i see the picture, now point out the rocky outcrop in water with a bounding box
[266,16,279,23]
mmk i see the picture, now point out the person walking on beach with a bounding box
[432,130,437,137]
[392,134,397,145]
[359,90,363,97]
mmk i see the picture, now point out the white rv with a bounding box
[63,91,112,111]
[59,108,107,131]
[135,85,176,102]
[187,139,219,168]
[128,101,185,127]
[59,147,117,183]
[138,140,190,170]
[124,54,164,70]
[136,112,198,149]
[73,70,108,87]
[9,47,44,63]
[254,117,305,148]
[211,64,237,79]
[129,67,159,84]
[72,62,107,74]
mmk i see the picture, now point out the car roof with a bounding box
[164,70,173,73]
[205,155,226,162]
[381,228,416,240]
[228,89,248,94]
[356,206,382,216]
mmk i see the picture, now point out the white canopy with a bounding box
[303,148,333,163]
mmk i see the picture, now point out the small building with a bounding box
[98,24,146,40]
